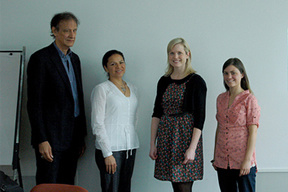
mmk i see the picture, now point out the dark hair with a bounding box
[102,50,125,70]
[50,12,79,38]
[222,58,252,93]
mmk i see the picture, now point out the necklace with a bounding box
[120,81,126,93]
[112,79,126,94]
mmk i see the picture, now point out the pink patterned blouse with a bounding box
[214,90,260,170]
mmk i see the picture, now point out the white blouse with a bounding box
[91,80,139,158]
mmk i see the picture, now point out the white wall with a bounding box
[1,0,288,191]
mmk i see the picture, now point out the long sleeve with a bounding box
[152,76,169,118]
[27,51,48,145]
[91,81,139,157]
[191,75,207,130]
[133,85,139,131]
[183,74,207,130]
[91,85,112,158]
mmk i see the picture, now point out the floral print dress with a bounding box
[154,79,203,182]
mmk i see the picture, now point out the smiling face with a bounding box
[52,19,77,54]
[168,43,190,71]
[104,54,126,79]
[223,64,244,90]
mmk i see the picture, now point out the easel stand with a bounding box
[0,47,25,188]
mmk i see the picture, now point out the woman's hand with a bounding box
[149,145,158,160]
[104,155,117,174]
[239,159,251,176]
[150,117,159,160]
[182,148,195,165]
[183,128,201,165]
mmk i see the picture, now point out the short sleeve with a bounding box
[246,94,261,128]
[216,92,227,123]
[216,94,222,122]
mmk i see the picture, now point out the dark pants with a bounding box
[217,166,256,192]
[95,149,136,192]
[35,147,79,185]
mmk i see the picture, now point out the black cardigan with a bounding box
[152,73,207,130]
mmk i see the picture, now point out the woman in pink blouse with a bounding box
[212,58,260,192]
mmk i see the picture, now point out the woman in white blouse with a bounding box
[91,50,139,192]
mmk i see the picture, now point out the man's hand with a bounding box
[39,141,53,162]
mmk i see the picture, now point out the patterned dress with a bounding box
[154,77,204,182]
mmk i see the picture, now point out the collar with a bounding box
[53,42,72,58]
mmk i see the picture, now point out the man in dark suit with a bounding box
[27,12,87,185]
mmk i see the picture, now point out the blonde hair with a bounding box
[165,37,196,76]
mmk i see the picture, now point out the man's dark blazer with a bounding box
[27,43,87,151]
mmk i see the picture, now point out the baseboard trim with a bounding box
[258,169,288,173]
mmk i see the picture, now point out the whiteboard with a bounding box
[0,52,22,165]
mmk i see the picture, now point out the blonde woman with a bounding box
[149,38,207,192]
